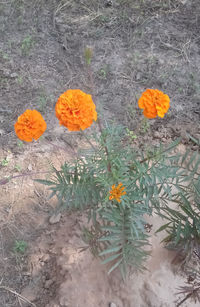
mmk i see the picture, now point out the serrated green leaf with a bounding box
[155,222,171,233]
[108,258,123,274]
[101,253,122,264]
[99,235,120,242]
[99,245,122,256]
[35,179,55,186]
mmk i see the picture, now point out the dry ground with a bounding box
[0,0,200,306]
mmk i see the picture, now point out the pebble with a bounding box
[44,279,54,289]
[41,254,50,262]
[0,129,5,135]
[109,303,117,307]
[153,131,161,139]
[136,72,141,81]
[10,72,18,78]
[27,163,32,171]
[2,69,11,77]
[49,213,61,224]
[105,0,113,7]
[21,285,37,302]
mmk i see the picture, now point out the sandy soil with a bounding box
[0,141,199,307]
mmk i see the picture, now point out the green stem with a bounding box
[96,118,111,172]
[85,57,111,173]
[80,129,97,151]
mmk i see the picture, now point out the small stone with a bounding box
[135,72,141,81]
[109,303,117,307]
[59,296,69,306]
[153,131,161,139]
[27,164,32,171]
[105,0,113,7]
[41,254,50,262]
[44,279,53,289]
[49,213,61,224]
[10,72,18,78]
[21,285,37,302]
[22,272,31,276]
[3,69,11,77]
[45,230,55,235]
[159,58,165,65]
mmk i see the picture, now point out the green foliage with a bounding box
[17,140,24,147]
[1,157,9,166]
[99,205,150,277]
[156,150,200,260]
[98,66,110,80]
[21,35,34,56]
[13,240,27,254]
[14,164,21,172]
[140,117,150,133]
[176,266,200,306]
[37,93,48,113]
[37,123,186,275]
[84,47,93,65]
[126,128,137,141]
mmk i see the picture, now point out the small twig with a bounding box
[193,249,200,260]
[0,171,52,185]
[176,292,193,307]
[0,285,36,306]
[176,285,200,307]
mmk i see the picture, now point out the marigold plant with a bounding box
[55,89,97,131]
[138,89,170,119]
[14,109,46,142]
[109,183,126,203]
[12,57,200,293]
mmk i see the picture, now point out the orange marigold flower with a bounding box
[138,89,170,119]
[55,89,97,131]
[109,183,126,203]
[14,110,47,142]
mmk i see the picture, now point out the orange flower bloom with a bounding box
[14,110,47,142]
[55,89,97,131]
[138,89,170,119]
[109,183,126,203]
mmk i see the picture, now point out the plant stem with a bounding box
[86,58,111,172]
[0,171,52,185]
[97,119,111,172]
[80,129,97,151]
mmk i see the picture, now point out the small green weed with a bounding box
[98,65,110,80]
[126,128,137,141]
[21,35,34,56]
[17,140,24,147]
[91,14,110,26]
[84,46,93,65]
[156,151,200,262]
[141,117,150,133]
[14,164,21,172]
[13,240,27,254]
[1,157,9,167]
[37,93,48,112]
[98,68,107,79]
[17,76,23,85]
[0,49,9,60]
